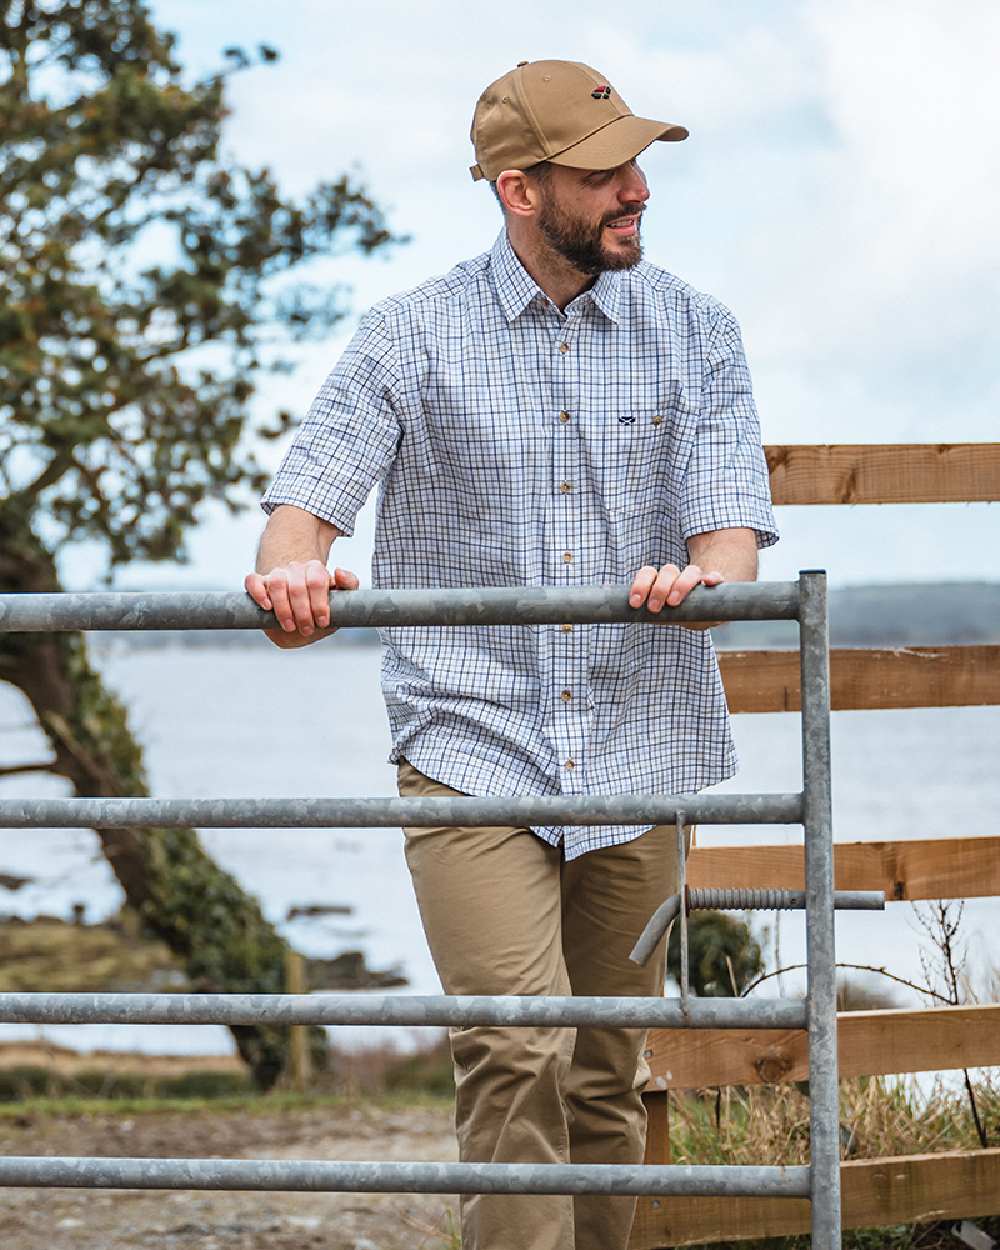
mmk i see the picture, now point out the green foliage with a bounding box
[0,0,402,570]
[0,1089,452,1119]
[666,910,763,997]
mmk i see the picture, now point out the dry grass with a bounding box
[398,1206,462,1250]
[669,1070,1000,1165]
[0,914,184,993]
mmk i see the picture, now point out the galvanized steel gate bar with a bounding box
[0,581,799,631]
[0,573,854,1249]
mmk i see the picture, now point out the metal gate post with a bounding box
[799,569,840,1249]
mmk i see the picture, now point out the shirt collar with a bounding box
[489,231,622,326]
[586,268,622,325]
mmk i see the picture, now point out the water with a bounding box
[1,643,997,1057]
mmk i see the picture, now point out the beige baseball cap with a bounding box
[470,59,688,182]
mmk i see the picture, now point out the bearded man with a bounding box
[247,60,778,1250]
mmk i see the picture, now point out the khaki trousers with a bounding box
[397,759,682,1250]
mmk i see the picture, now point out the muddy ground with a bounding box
[0,1101,459,1250]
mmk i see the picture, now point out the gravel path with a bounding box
[0,1102,458,1250]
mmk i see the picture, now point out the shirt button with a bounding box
[559,481,573,494]
[651,413,664,426]
[564,758,576,770]
[562,551,573,564]
[558,342,570,354]
[559,410,571,423]
[560,623,573,633]
[560,690,573,702]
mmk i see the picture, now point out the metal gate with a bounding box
[0,570,884,1249]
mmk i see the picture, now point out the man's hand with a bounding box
[628,563,724,630]
[244,561,359,648]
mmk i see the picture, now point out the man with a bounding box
[247,59,778,1250]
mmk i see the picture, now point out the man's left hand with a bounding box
[628,563,724,629]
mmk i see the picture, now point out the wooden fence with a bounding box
[633,442,1000,1248]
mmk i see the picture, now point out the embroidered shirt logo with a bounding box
[591,85,611,100]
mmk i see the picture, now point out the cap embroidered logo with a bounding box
[591,84,611,100]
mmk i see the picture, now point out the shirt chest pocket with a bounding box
[583,405,696,519]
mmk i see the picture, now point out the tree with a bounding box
[0,0,403,1086]
[666,911,763,997]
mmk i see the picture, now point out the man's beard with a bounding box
[536,194,644,276]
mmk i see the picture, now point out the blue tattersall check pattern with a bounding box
[261,230,779,858]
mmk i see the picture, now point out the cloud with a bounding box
[805,3,1000,314]
[108,0,999,594]
[602,1,1000,441]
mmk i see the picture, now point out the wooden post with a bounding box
[637,1090,672,1229]
[284,947,311,1093]
[643,1090,671,1164]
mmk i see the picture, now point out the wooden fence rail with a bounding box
[764,442,1000,505]
[632,1148,1000,1248]
[686,834,1000,900]
[645,1003,1000,1091]
[721,644,1000,712]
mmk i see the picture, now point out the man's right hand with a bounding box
[244,561,359,648]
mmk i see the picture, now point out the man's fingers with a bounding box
[646,564,681,613]
[244,572,272,611]
[305,560,333,629]
[629,565,660,608]
[255,562,354,637]
[266,577,295,632]
[286,573,318,635]
[675,568,725,629]
[666,564,704,607]
[631,563,724,615]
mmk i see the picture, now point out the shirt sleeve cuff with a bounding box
[681,508,780,550]
[259,488,359,538]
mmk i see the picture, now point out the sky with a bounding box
[74,0,1000,590]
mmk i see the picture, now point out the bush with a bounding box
[667,910,763,996]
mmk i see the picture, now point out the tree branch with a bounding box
[0,760,57,779]
[16,450,75,502]
[740,961,952,1005]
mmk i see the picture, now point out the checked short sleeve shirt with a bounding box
[261,231,779,859]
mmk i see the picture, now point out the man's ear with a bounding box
[496,169,539,219]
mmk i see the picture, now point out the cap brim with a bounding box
[547,114,688,171]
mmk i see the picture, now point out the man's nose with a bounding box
[618,165,650,205]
